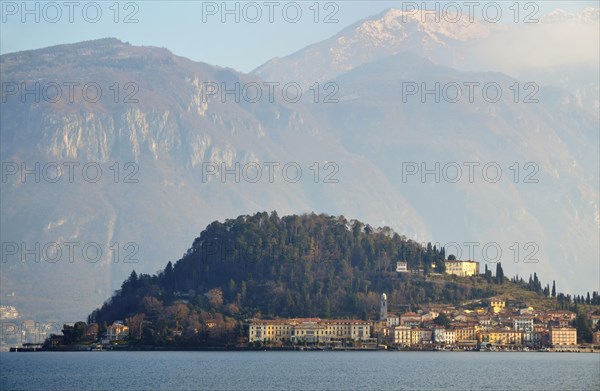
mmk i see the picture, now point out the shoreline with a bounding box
[7,346,600,353]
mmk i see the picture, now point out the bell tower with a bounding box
[380,293,388,321]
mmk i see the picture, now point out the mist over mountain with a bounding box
[253,6,599,295]
[254,7,599,116]
[252,8,498,88]
[1,7,598,322]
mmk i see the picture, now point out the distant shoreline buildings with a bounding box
[248,318,372,344]
[248,295,598,351]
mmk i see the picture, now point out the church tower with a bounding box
[380,293,388,321]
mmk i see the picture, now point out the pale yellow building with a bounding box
[481,329,523,345]
[322,319,371,341]
[489,297,506,313]
[248,318,371,343]
[445,329,456,345]
[550,327,577,347]
[393,326,412,346]
[592,331,600,345]
[410,328,423,345]
[445,260,480,277]
[248,319,293,343]
[107,322,129,341]
[454,327,477,342]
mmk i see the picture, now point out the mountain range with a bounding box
[1,8,598,322]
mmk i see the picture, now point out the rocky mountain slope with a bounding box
[0,38,426,321]
[1,7,598,322]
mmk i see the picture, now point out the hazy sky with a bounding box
[1,1,597,72]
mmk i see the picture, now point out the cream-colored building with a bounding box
[454,327,477,342]
[550,327,577,347]
[386,314,400,328]
[513,317,533,332]
[396,261,408,273]
[107,321,129,341]
[393,326,412,346]
[248,318,371,343]
[292,320,329,343]
[445,260,480,277]
[481,329,523,345]
[322,319,371,341]
[248,319,294,343]
[445,329,456,345]
[410,328,423,345]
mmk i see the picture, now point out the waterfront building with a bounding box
[549,327,577,347]
[400,312,421,327]
[248,318,371,343]
[513,316,534,332]
[107,321,129,341]
[481,329,523,345]
[393,326,412,346]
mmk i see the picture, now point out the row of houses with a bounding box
[386,325,576,348]
[379,300,591,348]
[247,294,600,348]
[247,317,581,348]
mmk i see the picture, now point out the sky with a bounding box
[1,1,597,73]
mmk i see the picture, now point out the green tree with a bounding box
[164,261,175,291]
[574,313,593,343]
[62,321,88,344]
[433,312,451,328]
[495,263,504,284]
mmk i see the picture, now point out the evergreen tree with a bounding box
[551,280,556,297]
[586,292,591,305]
[533,273,540,292]
[574,313,593,343]
[163,261,176,291]
[495,263,504,284]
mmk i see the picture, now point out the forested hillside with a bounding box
[86,212,506,344]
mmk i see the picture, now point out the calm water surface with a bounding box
[1,351,599,391]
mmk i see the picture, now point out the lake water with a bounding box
[1,351,599,390]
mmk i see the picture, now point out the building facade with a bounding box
[248,318,371,343]
[481,330,523,345]
[513,317,534,332]
[107,321,129,341]
[489,298,506,312]
[386,314,400,328]
[445,260,480,277]
[400,312,421,327]
[393,326,412,346]
[549,327,577,347]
